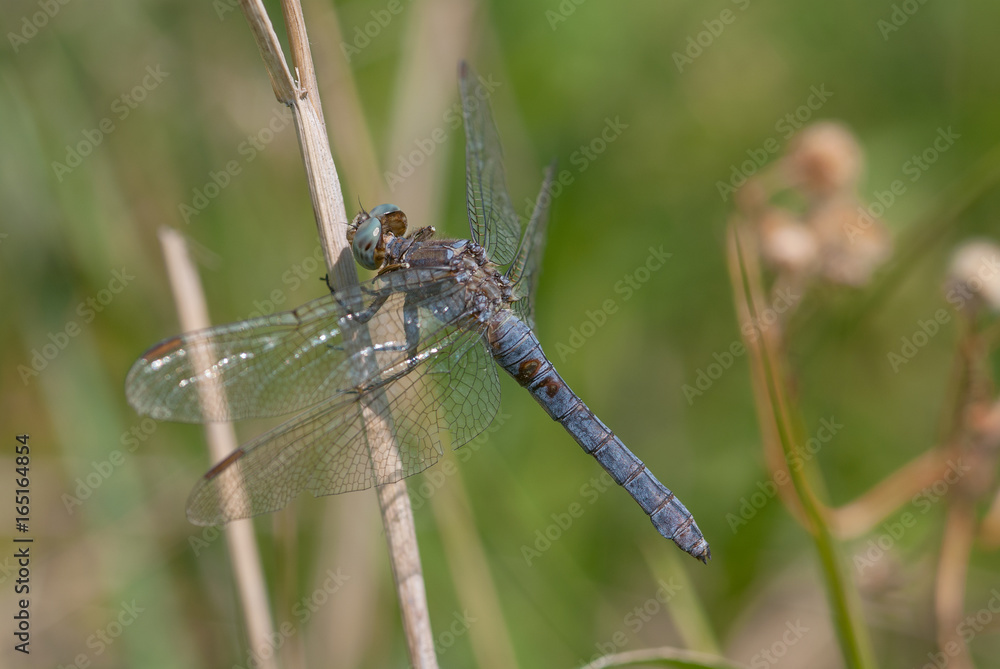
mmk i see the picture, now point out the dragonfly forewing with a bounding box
[126,266,503,525]
[127,267,463,422]
[459,62,522,267]
[187,328,501,524]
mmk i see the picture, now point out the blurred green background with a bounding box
[2,0,999,667]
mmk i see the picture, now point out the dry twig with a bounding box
[234,0,438,665]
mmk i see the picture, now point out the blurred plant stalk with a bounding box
[727,218,879,669]
[726,122,887,669]
[931,250,1000,669]
[157,229,279,669]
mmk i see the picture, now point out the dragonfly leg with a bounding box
[403,290,420,361]
[354,290,423,394]
[410,226,436,242]
[377,261,412,275]
[334,289,392,326]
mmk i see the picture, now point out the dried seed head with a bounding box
[784,122,864,197]
[808,198,892,286]
[758,208,819,275]
[946,239,1000,313]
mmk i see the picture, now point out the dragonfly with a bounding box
[126,62,710,562]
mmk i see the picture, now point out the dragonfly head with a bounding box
[347,204,408,270]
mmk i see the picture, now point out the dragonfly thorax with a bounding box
[348,203,512,309]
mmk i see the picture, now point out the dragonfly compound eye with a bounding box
[370,203,408,237]
[351,215,383,270]
[369,203,399,217]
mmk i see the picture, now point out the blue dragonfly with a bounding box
[125,63,709,562]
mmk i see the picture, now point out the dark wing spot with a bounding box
[204,449,246,481]
[142,336,183,362]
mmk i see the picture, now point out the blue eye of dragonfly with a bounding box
[351,215,382,270]
[369,203,400,218]
[370,203,407,237]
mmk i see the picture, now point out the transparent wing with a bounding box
[125,266,466,422]
[460,61,521,267]
[507,164,556,330]
[185,325,501,525]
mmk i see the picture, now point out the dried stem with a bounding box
[727,219,878,669]
[829,449,954,539]
[235,0,438,665]
[157,228,278,669]
[302,1,383,198]
[934,328,1000,665]
[934,499,976,669]
[979,485,1000,547]
[724,218,807,528]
